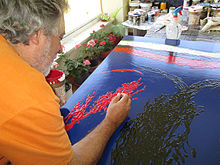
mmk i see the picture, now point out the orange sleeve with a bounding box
[0,156,10,165]
[0,105,73,165]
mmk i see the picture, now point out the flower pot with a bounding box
[114,37,122,47]
[89,56,99,67]
[75,71,89,85]
[99,50,112,61]
[66,84,72,100]
[72,83,80,93]
[89,65,98,73]
[66,74,75,85]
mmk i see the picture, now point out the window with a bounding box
[64,0,102,35]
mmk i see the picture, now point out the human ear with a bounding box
[29,30,44,45]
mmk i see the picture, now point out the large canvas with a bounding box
[61,36,220,165]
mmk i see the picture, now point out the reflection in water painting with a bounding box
[61,36,220,165]
[111,66,220,165]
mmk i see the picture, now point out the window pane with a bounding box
[64,0,101,34]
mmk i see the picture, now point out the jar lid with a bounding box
[140,3,152,7]
[128,11,135,14]
[134,9,146,14]
[46,69,65,85]
[189,6,203,12]
[129,2,140,7]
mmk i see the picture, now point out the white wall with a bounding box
[102,0,129,22]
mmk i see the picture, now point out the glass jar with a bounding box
[46,69,67,106]
[160,2,166,10]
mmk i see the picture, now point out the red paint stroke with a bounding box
[100,69,143,75]
[168,55,176,63]
[64,78,146,131]
[114,47,220,69]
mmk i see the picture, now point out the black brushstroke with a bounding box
[111,65,220,165]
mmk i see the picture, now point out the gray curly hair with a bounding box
[0,0,69,45]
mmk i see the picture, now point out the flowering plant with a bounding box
[76,39,102,60]
[75,24,118,60]
[89,24,116,52]
[64,55,91,79]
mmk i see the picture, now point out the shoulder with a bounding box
[0,47,73,164]
[0,38,60,123]
[0,35,72,164]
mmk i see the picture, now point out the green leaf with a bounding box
[111,4,127,21]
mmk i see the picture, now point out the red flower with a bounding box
[100,24,105,28]
[108,33,116,42]
[93,30,96,33]
[84,43,87,46]
[83,60,91,66]
[95,39,99,44]
[87,39,96,47]
[75,44,81,49]
[109,36,113,41]
[100,41,106,46]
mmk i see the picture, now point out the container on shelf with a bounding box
[192,0,200,5]
[140,15,146,23]
[140,3,152,12]
[129,1,140,11]
[46,69,66,106]
[188,6,203,25]
[169,7,176,13]
[160,2,166,10]
[182,7,189,25]
[211,3,220,17]
[151,6,159,20]
[133,14,140,25]
[153,1,160,8]
[128,11,134,22]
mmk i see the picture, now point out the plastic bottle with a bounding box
[165,6,183,46]
[182,7,189,25]
[183,0,190,7]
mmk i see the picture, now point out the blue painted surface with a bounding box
[61,36,220,165]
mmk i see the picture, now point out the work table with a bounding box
[61,36,220,165]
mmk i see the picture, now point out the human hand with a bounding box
[70,94,131,165]
[105,93,131,128]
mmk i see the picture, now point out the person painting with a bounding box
[0,0,131,164]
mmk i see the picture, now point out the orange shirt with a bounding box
[0,35,73,165]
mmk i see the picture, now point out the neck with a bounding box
[10,42,37,65]
[9,41,46,75]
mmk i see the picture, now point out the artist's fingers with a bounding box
[111,93,122,103]
[127,97,132,106]
[119,93,130,103]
